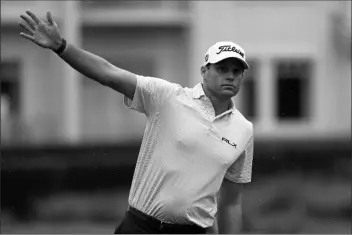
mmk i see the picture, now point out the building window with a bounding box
[0,60,22,144]
[241,59,258,120]
[275,59,312,120]
[0,61,20,114]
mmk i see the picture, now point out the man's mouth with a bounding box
[222,84,236,89]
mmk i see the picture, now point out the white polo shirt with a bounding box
[123,75,253,228]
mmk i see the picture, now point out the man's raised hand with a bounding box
[19,11,63,51]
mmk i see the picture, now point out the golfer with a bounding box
[19,11,254,234]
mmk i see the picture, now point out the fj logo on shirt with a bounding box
[221,137,237,148]
[216,45,244,58]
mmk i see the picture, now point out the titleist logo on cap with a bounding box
[216,45,244,58]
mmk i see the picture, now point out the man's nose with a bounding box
[226,72,235,80]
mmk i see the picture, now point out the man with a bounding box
[19,10,253,234]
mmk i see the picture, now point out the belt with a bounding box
[127,206,206,234]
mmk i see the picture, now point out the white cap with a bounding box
[204,41,249,69]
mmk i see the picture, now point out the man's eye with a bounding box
[219,66,227,72]
[233,70,242,76]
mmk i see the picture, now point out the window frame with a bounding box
[273,58,313,122]
[239,58,259,121]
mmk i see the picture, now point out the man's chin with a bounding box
[220,89,237,98]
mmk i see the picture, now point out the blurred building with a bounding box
[1,1,351,146]
[1,2,351,232]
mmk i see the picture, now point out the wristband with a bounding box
[54,38,67,55]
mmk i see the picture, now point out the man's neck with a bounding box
[202,84,232,116]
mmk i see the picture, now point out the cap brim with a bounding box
[207,53,249,69]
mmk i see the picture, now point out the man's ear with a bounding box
[200,65,207,78]
[241,69,246,78]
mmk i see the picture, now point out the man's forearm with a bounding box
[58,43,120,86]
[218,204,242,233]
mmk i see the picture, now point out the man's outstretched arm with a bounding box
[19,10,137,100]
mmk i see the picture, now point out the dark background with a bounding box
[1,139,350,233]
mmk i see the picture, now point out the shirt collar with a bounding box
[192,83,236,111]
[192,83,206,99]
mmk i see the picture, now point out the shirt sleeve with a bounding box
[123,75,180,117]
[224,135,254,183]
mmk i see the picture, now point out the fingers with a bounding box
[26,10,42,24]
[46,11,54,26]
[20,14,36,29]
[19,20,34,34]
[19,32,35,42]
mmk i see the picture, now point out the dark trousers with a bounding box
[114,206,206,234]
